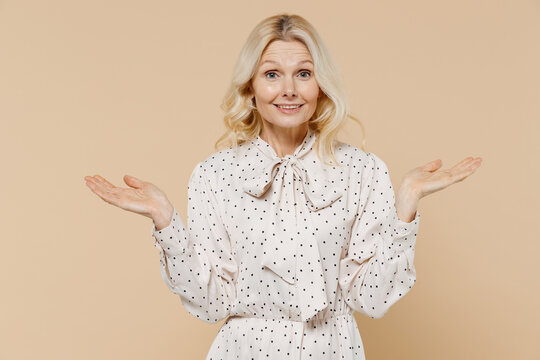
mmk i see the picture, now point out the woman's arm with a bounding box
[151,162,238,324]
[339,153,420,319]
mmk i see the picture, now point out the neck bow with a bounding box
[242,128,343,322]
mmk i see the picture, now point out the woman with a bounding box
[84,13,482,359]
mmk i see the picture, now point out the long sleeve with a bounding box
[150,162,238,324]
[338,153,420,319]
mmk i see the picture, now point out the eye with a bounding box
[264,70,312,79]
[264,71,278,79]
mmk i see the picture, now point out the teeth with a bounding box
[277,104,301,109]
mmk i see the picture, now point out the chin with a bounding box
[266,120,309,129]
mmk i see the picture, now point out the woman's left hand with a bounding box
[403,156,483,200]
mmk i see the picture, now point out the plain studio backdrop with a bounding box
[1,1,538,359]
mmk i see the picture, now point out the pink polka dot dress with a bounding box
[151,127,421,359]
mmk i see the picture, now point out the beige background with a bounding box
[1,0,539,359]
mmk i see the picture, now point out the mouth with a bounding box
[274,103,304,114]
[274,104,304,109]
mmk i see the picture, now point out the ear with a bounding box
[318,88,323,98]
[247,82,254,98]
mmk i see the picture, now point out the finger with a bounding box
[458,157,483,172]
[92,175,116,190]
[87,177,119,200]
[449,157,476,172]
[424,159,442,172]
[449,160,481,183]
[85,178,118,206]
[468,157,483,168]
[464,159,482,174]
[94,174,115,186]
[124,174,144,189]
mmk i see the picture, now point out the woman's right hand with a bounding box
[84,174,174,228]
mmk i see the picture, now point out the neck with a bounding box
[259,124,309,158]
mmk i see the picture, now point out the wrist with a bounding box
[396,184,420,223]
[152,202,175,231]
[400,178,422,200]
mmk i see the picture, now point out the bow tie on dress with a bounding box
[242,128,343,322]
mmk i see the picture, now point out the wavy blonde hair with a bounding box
[215,13,366,166]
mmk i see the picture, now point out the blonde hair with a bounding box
[215,13,366,166]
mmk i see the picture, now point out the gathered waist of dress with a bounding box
[207,309,364,359]
[225,310,355,327]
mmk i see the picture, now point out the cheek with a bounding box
[300,81,320,102]
[259,85,279,101]
[252,81,279,102]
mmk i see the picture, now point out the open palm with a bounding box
[84,174,170,219]
[405,156,483,199]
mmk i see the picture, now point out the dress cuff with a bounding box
[151,208,186,256]
[394,210,421,238]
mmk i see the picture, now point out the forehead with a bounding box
[260,40,313,63]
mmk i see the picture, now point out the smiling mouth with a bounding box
[274,104,304,109]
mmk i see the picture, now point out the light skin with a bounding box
[84,39,482,229]
[247,40,322,158]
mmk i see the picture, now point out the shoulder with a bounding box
[331,140,393,182]
[332,140,379,168]
[193,144,242,185]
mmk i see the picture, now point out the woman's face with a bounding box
[249,40,322,131]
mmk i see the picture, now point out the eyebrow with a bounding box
[260,59,313,66]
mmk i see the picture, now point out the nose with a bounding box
[282,78,296,97]
[283,88,296,97]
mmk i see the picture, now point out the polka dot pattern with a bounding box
[150,128,421,359]
[242,128,342,323]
